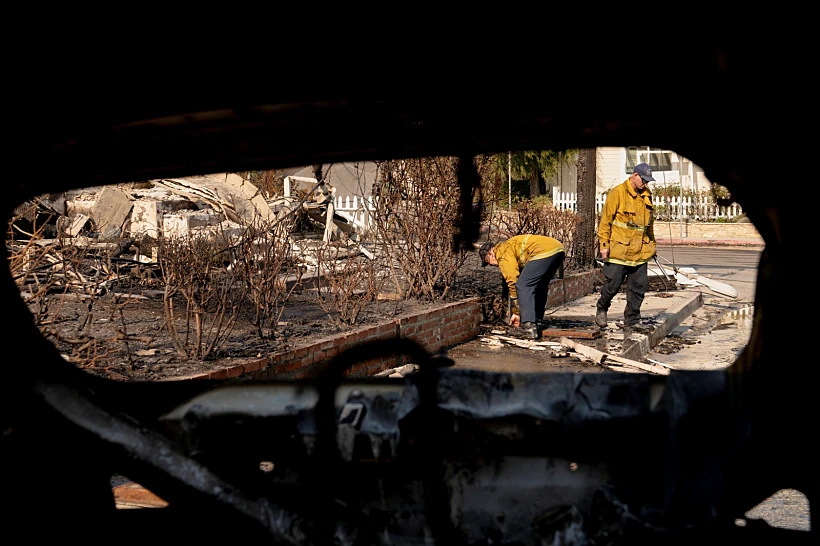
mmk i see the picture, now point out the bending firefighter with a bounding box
[595,162,657,331]
[480,234,565,340]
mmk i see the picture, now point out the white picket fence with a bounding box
[331,190,744,228]
[551,190,608,214]
[333,195,375,227]
[551,188,744,221]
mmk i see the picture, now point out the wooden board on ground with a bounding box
[484,335,564,352]
[558,337,669,375]
[541,328,602,340]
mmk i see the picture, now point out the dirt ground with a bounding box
[30,251,513,382]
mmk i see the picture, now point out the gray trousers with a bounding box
[511,252,565,324]
[596,262,648,326]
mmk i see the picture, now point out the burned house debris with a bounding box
[10,172,377,297]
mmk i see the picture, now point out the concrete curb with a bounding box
[618,293,703,361]
[655,238,764,248]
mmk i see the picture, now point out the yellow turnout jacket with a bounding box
[598,180,656,266]
[494,234,564,314]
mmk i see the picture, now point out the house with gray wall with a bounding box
[283,162,380,200]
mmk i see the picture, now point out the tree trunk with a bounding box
[529,169,540,198]
[575,149,597,267]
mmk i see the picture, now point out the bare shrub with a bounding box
[40,299,151,375]
[371,156,472,301]
[313,236,384,328]
[39,327,113,368]
[7,209,66,325]
[8,206,154,373]
[491,199,546,236]
[475,154,506,230]
[7,207,104,337]
[158,230,243,360]
[546,209,584,270]
[248,169,287,199]
[7,219,103,368]
[232,219,304,340]
[490,201,584,269]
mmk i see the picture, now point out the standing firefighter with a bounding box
[595,162,657,331]
[480,234,565,340]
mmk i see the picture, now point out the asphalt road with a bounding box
[654,244,761,306]
[647,245,762,371]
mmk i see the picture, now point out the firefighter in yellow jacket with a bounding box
[595,162,657,330]
[479,234,565,340]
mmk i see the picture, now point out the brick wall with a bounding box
[171,269,599,382]
[545,269,601,307]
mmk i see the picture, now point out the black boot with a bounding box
[509,322,540,340]
[623,320,641,339]
[595,309,608,328]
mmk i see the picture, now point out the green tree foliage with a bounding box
[491,150,578,200]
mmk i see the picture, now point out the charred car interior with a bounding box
[2,39,812,545]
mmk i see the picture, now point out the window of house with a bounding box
[625,147,674,174]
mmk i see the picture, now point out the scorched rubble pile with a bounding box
[7,173,505,381]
